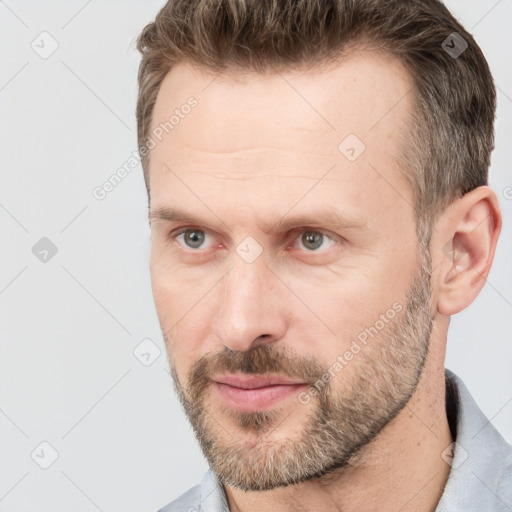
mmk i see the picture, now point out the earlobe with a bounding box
[434,186,502,316]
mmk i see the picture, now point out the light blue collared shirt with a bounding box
[158,368,512,511]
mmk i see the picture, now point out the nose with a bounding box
[211,255,288,352]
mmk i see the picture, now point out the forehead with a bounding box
[148,50,414,222]
[151,50,412,140]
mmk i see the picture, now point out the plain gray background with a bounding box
[1,1,511,510]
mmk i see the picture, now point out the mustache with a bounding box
[185,343,328,397]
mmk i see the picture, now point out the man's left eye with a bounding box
[296,230,336,252]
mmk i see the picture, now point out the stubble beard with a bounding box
[168,249,433,491]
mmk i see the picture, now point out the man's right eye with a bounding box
[169,227,211,250]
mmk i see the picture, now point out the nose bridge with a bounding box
[212,251,286,351]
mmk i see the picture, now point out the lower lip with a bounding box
[212,382,308,412]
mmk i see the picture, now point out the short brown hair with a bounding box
[136,0,496,245]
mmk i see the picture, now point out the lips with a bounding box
[211,374,308,412]
[213,374,305,389]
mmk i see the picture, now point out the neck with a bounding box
[224,327,453,512]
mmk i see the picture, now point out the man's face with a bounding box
[148,51,435,490]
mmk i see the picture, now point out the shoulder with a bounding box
[497,457,512,507]
[442,369,512,510]
[156,483,201,512]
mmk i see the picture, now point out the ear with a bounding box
[431,186,502,316]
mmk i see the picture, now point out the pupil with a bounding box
[186,230,204,248]
[303,231,322,250]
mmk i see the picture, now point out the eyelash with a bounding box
[167,227,339,254]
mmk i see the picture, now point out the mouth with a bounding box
[210,374,309,412]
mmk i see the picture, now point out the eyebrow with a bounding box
[148,206,367,233]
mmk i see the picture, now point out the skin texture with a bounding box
[147,49,502,512]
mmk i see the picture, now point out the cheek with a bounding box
[283,265,411,373]
[150,259,191,371]
[291,264,400,333]
[160,316,208,387]
[150,246,197,321]
[150,264,216,377]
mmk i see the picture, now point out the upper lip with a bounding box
[212,374,306,389]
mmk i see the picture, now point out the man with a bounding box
[136,0,511,510]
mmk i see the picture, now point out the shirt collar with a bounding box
[435,368,512,511]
